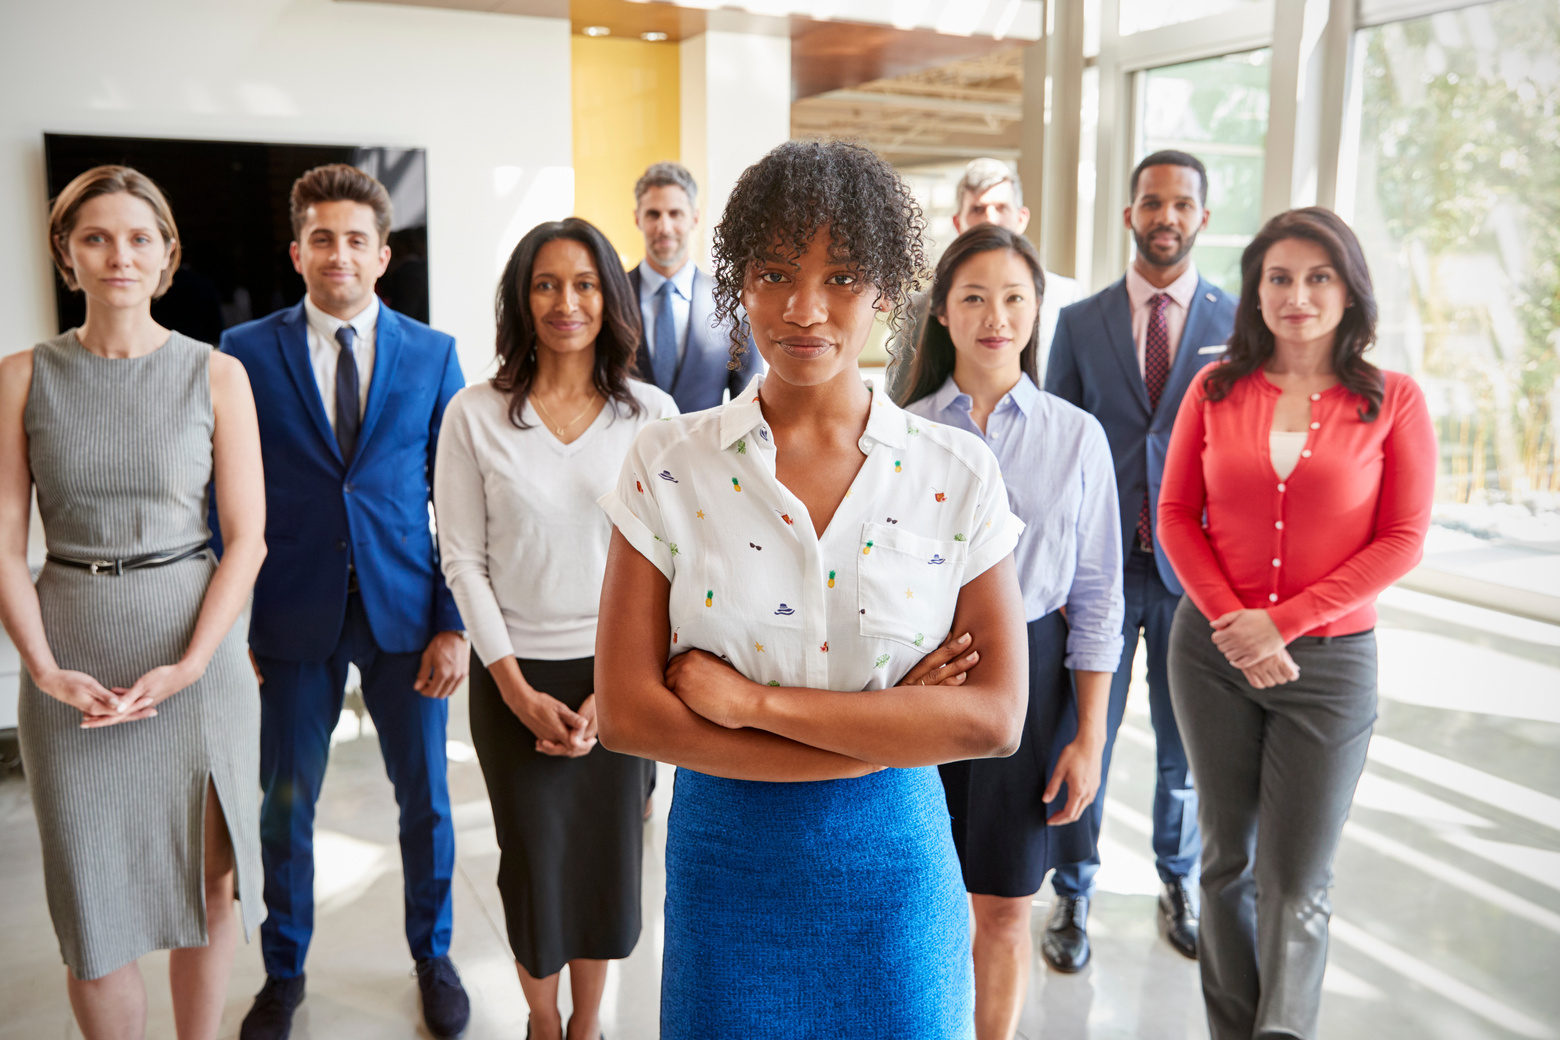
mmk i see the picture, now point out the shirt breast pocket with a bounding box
[857,522,968,652]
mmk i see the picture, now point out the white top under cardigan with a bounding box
[599,374,1023,692]
[435,379,679,664]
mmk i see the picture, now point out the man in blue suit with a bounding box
[1043,150,1236,971]
[216,165,470,1040]
[627,162,761,412]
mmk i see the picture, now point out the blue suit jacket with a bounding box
[1044,276,1236,596]
[214,301,465,661]
[628,263,761,413]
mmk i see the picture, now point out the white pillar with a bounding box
[680,23,791,265]
[1261,0,1356,218]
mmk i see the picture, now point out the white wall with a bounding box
[679,28,792,267]
[0,0,575,727]
[0,0,574,381]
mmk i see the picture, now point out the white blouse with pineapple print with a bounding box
[599,374,1024,692]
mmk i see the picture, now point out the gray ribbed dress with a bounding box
[18,330,263,981]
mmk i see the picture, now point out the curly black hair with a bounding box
[710,139,929,367]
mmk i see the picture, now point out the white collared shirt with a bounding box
[303,293,378,429]
[1124,262,1199,377]
[600,374,1023,692]
[636,260,696,364]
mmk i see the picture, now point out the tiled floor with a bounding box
[2,584,1557,1039]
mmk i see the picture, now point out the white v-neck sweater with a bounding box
[434,379,678,664]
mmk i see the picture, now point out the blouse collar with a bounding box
[717,372,909,452]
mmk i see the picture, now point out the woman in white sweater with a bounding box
[434,217,675,1040]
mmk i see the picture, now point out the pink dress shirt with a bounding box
[1125,263,1200,378]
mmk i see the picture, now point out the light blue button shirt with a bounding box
[637,260,695,365]
[906,373,1125,672]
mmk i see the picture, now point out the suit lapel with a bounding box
[680,267,715,392]
[276,302,342,463]
[1157,279,1219,422]
[1099,280,1150,414]
[354,305,403,466]
[627,265,656,383]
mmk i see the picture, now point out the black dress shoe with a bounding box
[1159,878,1200,960]
[239,973,306,1040]
[416,955,471,1039]
[1041,894,1091,972]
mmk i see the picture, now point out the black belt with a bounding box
[45,543,209,576]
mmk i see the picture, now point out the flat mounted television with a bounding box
[43,133,429,343]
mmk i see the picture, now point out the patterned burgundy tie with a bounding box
[1138,293,1172,550]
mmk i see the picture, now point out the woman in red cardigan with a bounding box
[1158,207,1436,1040]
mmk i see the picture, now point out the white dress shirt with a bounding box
[303,294,377,428]
[435,379,679,664]
[1037,267,1085,380]
[600,374,1023,692]
[636,260,696,365]
[1124,262,1200,377]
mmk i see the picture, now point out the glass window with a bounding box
[1120,0,1258,37]
[1352,0,1559,543]
[1134,49,1271,294]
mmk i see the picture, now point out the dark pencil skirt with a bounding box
[940,610,1093,897]
[468,652,655,978]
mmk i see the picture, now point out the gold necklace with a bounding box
[532,390,599,437]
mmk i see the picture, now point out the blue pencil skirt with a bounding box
[661,765,975,1038]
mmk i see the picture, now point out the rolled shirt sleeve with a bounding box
[1064,420,1125,672]
[599,425,676,581]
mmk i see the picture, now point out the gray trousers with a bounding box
[1167,598,1377,1040]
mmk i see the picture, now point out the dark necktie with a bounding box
[653,279,678,392]
[334,325,361,465]
[1138,293,1172,550]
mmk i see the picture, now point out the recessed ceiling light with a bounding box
[641,31,668,41]
[583,25,610,36]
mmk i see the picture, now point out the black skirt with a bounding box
[468,652,655,977]
[940,610,1093,897]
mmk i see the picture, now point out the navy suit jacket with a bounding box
[214,301,465,661]
[628,263,761,413]
[1044,275,1236,596]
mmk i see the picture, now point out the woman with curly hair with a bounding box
[595,140,1029,1035]
[434,218,675,1040]
[1158,207,1436,1039]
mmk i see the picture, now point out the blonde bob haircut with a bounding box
[48,165,181,299]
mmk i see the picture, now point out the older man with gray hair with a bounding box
[892,158,1083,391]
[628,161,760,413]
[950,158,1083,371]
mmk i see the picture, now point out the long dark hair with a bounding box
[710,139,929,367]
[491,217,643,428]
[895,224,1046,407]
[1208,207,1383,421]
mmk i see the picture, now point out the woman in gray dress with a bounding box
[0,166,267,1040]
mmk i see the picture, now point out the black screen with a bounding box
[43,133,430,342]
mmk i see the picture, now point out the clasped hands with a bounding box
[503,683,599,758]
[37,660,200,729]
[1209,608,1300,689]
[663,632,980,732]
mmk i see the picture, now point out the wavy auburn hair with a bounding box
[1208,206,1383,421]
[491,218,643,429]
[895,224,1045,407]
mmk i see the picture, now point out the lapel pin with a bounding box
[1205,292,1216,302]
